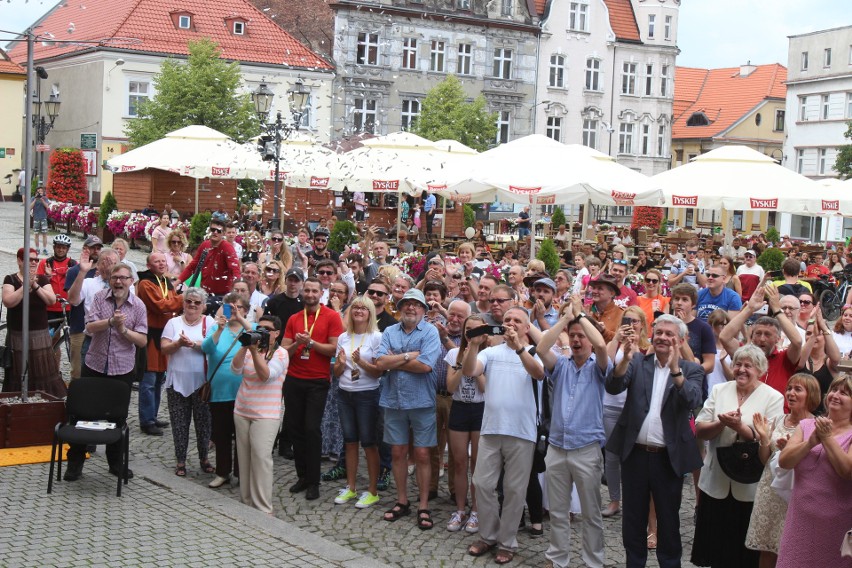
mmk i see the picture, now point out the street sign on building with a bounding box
[80,133,97,150]
[36,144,50,152]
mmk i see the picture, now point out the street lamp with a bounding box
[32,88,61,185]
[252,77,310,230]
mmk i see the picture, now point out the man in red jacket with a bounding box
[179,217,241,296]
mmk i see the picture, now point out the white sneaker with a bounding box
[447,510,467,532]
[208,476,229,488]
[465,511,480,533]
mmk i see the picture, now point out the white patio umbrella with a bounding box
[804,177,852,216]
[107,125,270,213]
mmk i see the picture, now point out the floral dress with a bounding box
[744,416,799,554]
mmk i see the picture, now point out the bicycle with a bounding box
[48,298,72,363]
[819,268,852,321]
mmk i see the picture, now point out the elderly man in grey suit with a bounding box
[605,314,704,568]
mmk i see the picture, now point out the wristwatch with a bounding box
[671,371,683,378]
[403,352,411,362]
[515,347,526,355]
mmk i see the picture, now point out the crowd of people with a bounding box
[2,213,851,568]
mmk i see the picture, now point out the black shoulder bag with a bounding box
[716,426,763,484]
[531,375,551,473]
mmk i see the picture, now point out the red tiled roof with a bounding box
[534,0,547,16]
[8,0,332,71]
[672,64,787,139]
[603,0,640,42]
[0,50,25,75]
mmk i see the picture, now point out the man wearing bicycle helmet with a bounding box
[37,233,77,322]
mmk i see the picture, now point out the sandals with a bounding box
[175,464,187,477]
[200,461,215,474]
[383,501,411,522]
[495,548,515,564]
[417,508,434,530]
[647,532,658,550]
[467,540,496,557]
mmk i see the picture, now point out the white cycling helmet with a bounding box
[53,234,72,246]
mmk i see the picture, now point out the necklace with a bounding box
[183,314,202,326]
[737,385,756,409]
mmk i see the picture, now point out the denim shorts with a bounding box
[33,219,48,233]
[383,406,437,448]
[448,400,485,432]
[336,387,380,447]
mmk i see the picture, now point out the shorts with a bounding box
[448,400,485,432]
[33,219,48,233]
[337,387,380,447]
[382,406,437,448]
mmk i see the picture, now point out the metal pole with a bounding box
[440,196,446,240]
[271,111,282,230]
[529,200,538,260]
[194,178,199,215]
[21,32,35,400]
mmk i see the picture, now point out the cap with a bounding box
[83,235,103,247]
[744,250,757,257]
[397,288,429,310]
[588,273,622,295]
[285,268,305,281]
[523,271,550,288]
[532,277,557,292]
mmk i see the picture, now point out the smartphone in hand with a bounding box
[223,304,232,319]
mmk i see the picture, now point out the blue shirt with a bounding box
[530,305,559,330]
[696,286,742,321]
[378,319,441,410]
[202,324,254,402]
[423,194,436,213]
[547,353,611,451]
[64,264,96,333]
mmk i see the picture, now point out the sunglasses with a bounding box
[613,259,628,266]
[185,299,203,306]
[644,278,659,284]
[687,250,698,255]
[489,298,511,304]
[705,273,722,279]
[265,267,281,273]
[799,299,813,306]
[271,237,284,242]
[169,240,182,245]
[452,274,463,280]
[314,237,328,242]
[27,257,39,263]
[209,227,223,234]
[318,270,335,276]
[367,289,388,297]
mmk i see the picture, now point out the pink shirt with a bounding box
[233,347,288,420]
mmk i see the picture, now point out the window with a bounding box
[849,45,852,65]
[774,109,785,132]
[822,94,830,120]
[127,80,150,117]
[549,55,566,88]
[402,38,417,70]
[493,48,513,79]
[618,122,634,154]
[501,0,512,16]
[353,98,377,133]
[847,93,852,118]
[648,14,656,39]
[357,33,379,66]
[569,1,589,32]
[657,124,665,157]
[496,111,511,144]
[546,117,562,141]
[664,15,672,40]
[585,58,601,91]
[687,112,709,126]
[641,123,651,155]
[178,15,191,29]
[675,149,684,166]
[644,64,653,96]
[660,65,669,97]
[299,93,313,129]
[430,40,446,72]
[819,148,827,175]
[582,119,597,149]
[799,96,808,121]
[457,43,472,75]
[233,21,245,35]
[797,149,805,174]
[401,99,421,131]
[622,62,637,95]
[458,0,471,8]
[824,48,832,68]
[801,51,809,71]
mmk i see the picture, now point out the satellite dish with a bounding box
[464,227,475,239]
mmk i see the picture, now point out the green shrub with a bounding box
[765,227,780,244]
[551,207,566,228]
[757,247,785,272]
[537,239,561,276]
[329,220,359,253]
[189,212,212,248]
[463,204,475,229]
[658,216,668,236]
[98,192,118,228]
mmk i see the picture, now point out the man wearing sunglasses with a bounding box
[306,227,339,272]
[179,218,241,296]
[696,263,742,322]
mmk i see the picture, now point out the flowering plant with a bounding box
[123,213,154,240]
[482,261,504,282]
[625,273,645,295]
[46,148,87,204]
[75,206,99,234]
[105,210,130,236]
[391,252,425,279]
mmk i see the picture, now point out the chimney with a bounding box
[740,61,757,77]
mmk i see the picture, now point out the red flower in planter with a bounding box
[46,148,87,205]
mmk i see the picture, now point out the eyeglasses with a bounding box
[209,227,223,234]
[705,273,722,279]
[613,259,628,266]
[351,305,369,312]
[110,275,132,281]
[687,250,698,255]
[258,325,276,332]
[781,305,799,311]
[367,289,387,297]
[265,267,281,273]
[27,257,39,263]
[799,299,813,306]
[644,278,659,284]
[185,299,203,306]
[169,240,182,245]
[489,298,511,304]
[271,237,284,242]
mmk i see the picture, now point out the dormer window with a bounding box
[179,15,191,29]
[226,17,248,35]
[233,21,244,35]
[171,12,196,31]
[686,111,710,127]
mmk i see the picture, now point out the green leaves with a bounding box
[835,121,852,179]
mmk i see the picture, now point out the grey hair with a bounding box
[732,344,769,376]
[183,286,209,305]
[99,248,119,262]
[448,299,472,316]
[396,273,416,288]
[754,316,781,333]
[653,314,688,338]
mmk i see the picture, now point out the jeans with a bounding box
[336,387,380,447]
[139,371,164,426]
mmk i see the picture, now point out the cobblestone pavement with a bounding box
[0,202,701,566]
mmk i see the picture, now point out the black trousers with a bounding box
[66,364,133,469]
[621,447,684,568]
[284,375,329,485]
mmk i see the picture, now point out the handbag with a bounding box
[200,326,241,403]
[716,428,763,484]
[0,305,11,369]
[531,375,551,474]
[184,248,209,289]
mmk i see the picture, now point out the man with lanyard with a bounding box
[64,262,148,481]
[529,277,559,331]
[178,217,241,297]
[64,235,102,380]
[136,253,183,436]
[376,289,441,529]
[423,191,437,237]
[306,227,339,274]
[536,296,611,568]
[667,240,706,290]
[281,277,343,500]
[429,299,470,502]
[38,234,77,338]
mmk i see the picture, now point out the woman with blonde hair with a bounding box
[165,229,191,282]
[259,260,286,297]
[259,230,293,270]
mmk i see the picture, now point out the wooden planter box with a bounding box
[0,391,66,448]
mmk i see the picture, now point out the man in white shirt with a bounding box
[352,191,367,223]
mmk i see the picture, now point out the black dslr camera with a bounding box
[238,328,270,349]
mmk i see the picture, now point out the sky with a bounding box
[1,0,852,69]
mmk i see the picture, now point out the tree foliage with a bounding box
[757,247,785,272]
[463,204,476,228]
[329,220,359,252]
[765,227,780,244]
[190,211,212,248]
[537,239,561,276]
[551,207,566,228]
[835,120,852,179]
[412,75,498,152]
[125,39,260,148]
[98,192,118,228]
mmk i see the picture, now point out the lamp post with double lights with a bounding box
[32,79,62,184]
[252,77,311,230]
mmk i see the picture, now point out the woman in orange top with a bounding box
[635,268,669,333]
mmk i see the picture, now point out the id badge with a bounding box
[301,346,311,360]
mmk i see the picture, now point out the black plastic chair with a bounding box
[47,377,131,496]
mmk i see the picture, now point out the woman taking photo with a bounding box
[231,314,289,515]
[692,344,785,568]
[777,375,852,568]
[151,213,172,254]
[203,292,253,488]
[635,268,669,333]
[165,229,192,283]
[161,287,215,477]
[745,373,820,568]
[260,261,286,298]
[444,315,488,533]
[330,295,383,508]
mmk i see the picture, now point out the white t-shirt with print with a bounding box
[337,331,383,391]
[444,348,485,404]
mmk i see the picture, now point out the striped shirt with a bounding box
[233,346,288,420]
